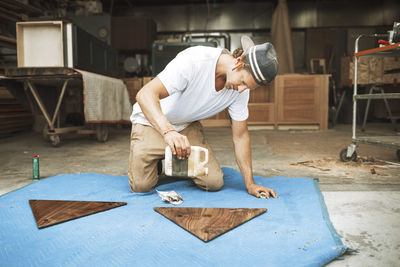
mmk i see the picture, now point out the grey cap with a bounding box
[241,36,278,85]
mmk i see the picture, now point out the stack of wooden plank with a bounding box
[0,87,33,137]
[0,0,42,22]
[0,0,49,75]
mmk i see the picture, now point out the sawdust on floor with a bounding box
[290,157,400,177]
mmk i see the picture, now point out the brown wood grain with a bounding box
[29,200,127,229]
[201,74,329,130]
[248,103,275,123]
[5,67,81,78]
[275,74,330,130]
[154,207,267,242]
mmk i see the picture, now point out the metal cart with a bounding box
[1,67,109,147]
[340,35,400,162]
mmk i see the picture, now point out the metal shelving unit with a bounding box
[340,35,400,162]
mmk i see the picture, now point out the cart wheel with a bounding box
[96,124,108,142]
[42,125,49,141]
[397,149,400,161]
[49,135,60,147]
[340,148,357,162]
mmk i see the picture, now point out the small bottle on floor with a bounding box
[32,154,40,180]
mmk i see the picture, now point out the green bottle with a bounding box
[32,154,40,180]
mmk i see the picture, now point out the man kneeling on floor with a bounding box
[128,36,278,199]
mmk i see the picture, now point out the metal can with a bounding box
[32,154,40,180]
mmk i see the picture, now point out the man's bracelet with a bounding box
[162,129,176,136]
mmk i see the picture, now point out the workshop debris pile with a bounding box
[291,157,400,176]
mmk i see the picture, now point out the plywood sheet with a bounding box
[342,56,400,86]
[154,207,266,242]
[17,21,64,67]
[29,200,127,229]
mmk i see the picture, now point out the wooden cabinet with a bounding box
[275,74,329,130]
[202,74,329,130]
[248,103,275,124]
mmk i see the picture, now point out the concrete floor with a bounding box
[1,123,399,266]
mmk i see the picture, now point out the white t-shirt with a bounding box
[130,46,250,131]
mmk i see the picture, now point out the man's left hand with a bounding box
[247,184,278,199]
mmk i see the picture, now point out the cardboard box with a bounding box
[383,57,400,84]
[341,56,400,86]
[123,78,143,105]
[142,76,154,86]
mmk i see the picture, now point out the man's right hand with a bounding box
[163,130,191,159]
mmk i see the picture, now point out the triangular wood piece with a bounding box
[29,200,127,229]
[154,207,267,242]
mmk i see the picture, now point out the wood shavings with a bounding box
[290,157,399,177]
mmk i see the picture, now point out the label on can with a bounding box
[171,154,188,177]
[32,154,40,180]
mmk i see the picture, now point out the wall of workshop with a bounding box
[116,0,400,75]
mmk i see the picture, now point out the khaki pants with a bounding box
[128,121,223,193]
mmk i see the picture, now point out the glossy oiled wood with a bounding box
[154,207,267,242]
[29,200,127,229]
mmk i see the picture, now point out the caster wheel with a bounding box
[397,149,400,161]
[340,148,357,162]
[49,135,60,147]
[96,124,108,142]
[42,125,49,141]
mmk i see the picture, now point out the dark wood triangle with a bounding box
[29,200,127,229]
[154,207,267,242]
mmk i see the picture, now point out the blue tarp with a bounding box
[0,167,346,267]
